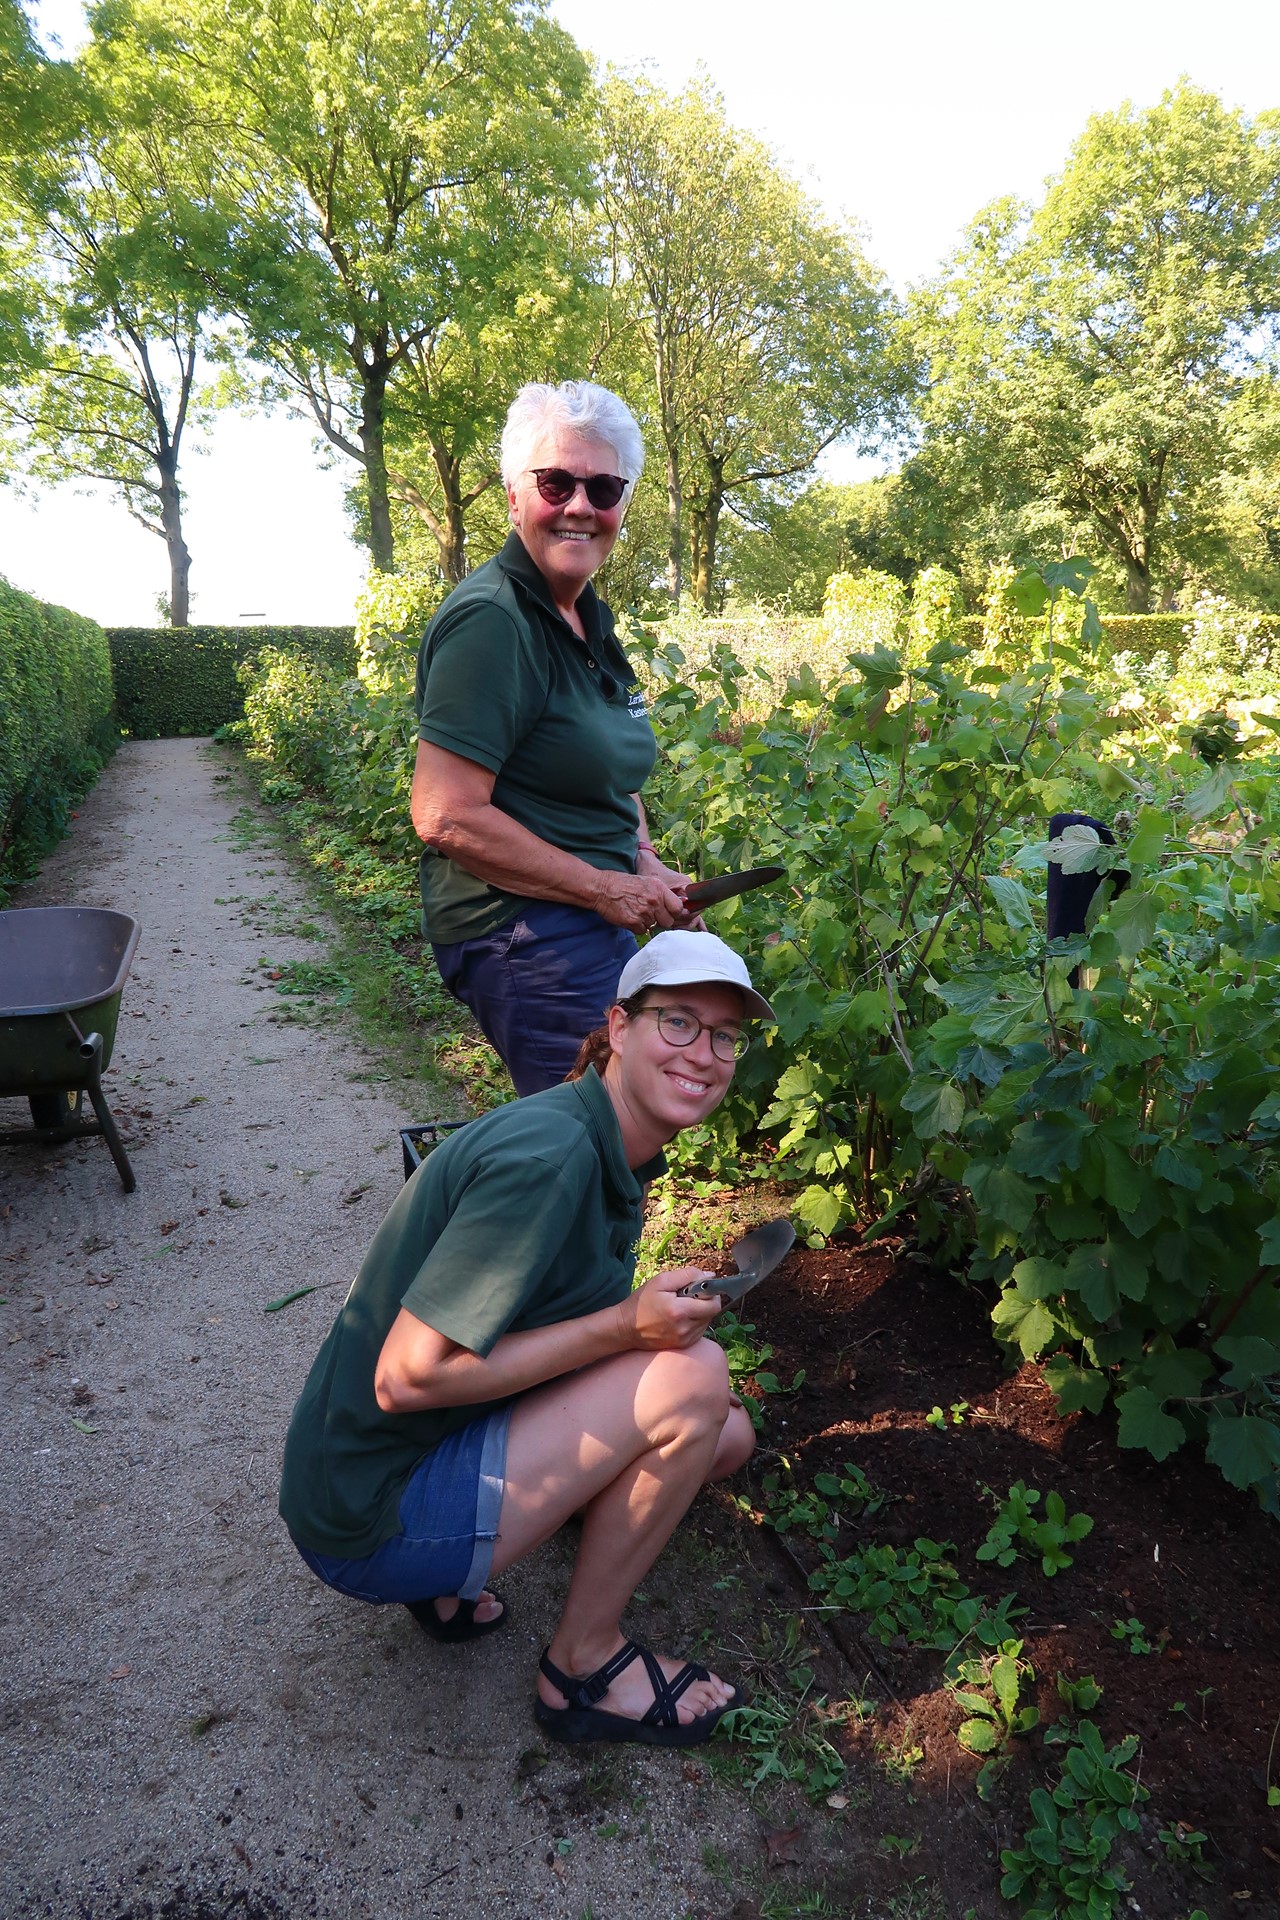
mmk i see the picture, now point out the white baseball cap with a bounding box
[616,930,775,1021]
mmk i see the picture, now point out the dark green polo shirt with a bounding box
[414,532,658,943]
[278,1069,665,1559]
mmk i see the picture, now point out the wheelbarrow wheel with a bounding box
[29,1087,84,1131]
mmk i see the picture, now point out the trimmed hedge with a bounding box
[108,625,358,738]
[1,577,117,900]
[958,611,1280,665]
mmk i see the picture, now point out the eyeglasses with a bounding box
[530,468,628,511]
[636,1006,749,1062]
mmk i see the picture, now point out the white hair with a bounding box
[500,381,645,500]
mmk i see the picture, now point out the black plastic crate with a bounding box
[399,1119,467,1182]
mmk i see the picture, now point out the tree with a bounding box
[0,28,225,623]
[124,0,594,575]
[597,72,898,609]
[912,84,1280,612]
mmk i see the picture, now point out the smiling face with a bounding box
[505,428,627,615]
[604,982,744,1165]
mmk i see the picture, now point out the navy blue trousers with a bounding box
[432,901,638,1097]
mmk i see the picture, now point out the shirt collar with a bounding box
[570,1067,666,1200]
[496,530,604,646]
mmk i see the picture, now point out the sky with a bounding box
[3,0,1279,627]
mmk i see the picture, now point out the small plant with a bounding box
[711,1308,805,1431]
[1000,1719,1147,1920]
[949,1638,1040,1798]
[758,1457,888,1541]
[1157,1821,1211,1877]
[1110,1615,1155,1656]
[925,1400,970,1429]
[976,1481,1094,1578]
[1055,1672,1103,1716]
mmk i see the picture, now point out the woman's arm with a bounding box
[411,740,686,936]
[374,1267,720,1414]
[631,794,705,931]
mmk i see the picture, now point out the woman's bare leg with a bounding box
[489,1339,753,1725]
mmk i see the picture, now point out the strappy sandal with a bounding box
[406,1591,508,1643]
[534,1639,740,1747]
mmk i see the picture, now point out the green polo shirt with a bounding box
[414,532,658,943]
[278,1069,665,1559]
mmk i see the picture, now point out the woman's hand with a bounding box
[591,868,690,934]
[634,846,707,931]
[621,1268,723,1350]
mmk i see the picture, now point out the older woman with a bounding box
[279,931,771,1746]
[411,380,695,1096]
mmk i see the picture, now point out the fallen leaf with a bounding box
[826,1792,849,1809]
[159,1220,179,1235]
[263,1286,317,1313]
[109,1664,131,1680]
[681,1760,704,1785]
[219,1191,247,1209]
[70,1417,98,1434]
[764,1824,804,1867]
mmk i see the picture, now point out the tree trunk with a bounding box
[665,443,683,602]
[358,368,396,573]
[690,474,724,611]
[158,454,191,627]
[1124,561,1151,614]
[430,443,467,584]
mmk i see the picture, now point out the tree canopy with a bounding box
[910,83,1280,612]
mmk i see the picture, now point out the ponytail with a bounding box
[565,991,649,1081]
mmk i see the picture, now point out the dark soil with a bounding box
[720,1234,1280,1919]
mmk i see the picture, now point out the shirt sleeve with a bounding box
[399,1150,591,1356]
[416,598,549,774]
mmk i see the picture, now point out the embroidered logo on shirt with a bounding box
[627,687,648,720]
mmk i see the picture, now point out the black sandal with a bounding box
[534,1639,740,1747]
[406,1591,508,1643]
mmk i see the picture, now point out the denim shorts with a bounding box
[293,1403,512,1605]
[433,899,638,1096]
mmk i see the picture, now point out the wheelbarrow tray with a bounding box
[0,906,142,1191]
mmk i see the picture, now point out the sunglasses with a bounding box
[530,467,628,511]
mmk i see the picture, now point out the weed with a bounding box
[1000,1719,1147,1920]
[976,1480,1093,1577]
[949,1637,1039,1796]
[714,1615,852,1802]
[877,1730,924,1784]
[757,1456,889,1541]
[810,1536,1024,1657]
[925,1400,970,1429]
[1110,1615,1155,1656]
[1055,1672,1104,1716]
[878,1832,920,1857]
[1157,1821,1212,1876]
[711,1308,804,1431]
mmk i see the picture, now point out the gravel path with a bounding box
[0,740,759,1920]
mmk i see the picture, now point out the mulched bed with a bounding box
[726,1233,1280,1918]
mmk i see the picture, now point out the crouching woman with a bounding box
[278,930,771,1747]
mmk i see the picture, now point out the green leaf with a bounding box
[992,1290,1058,1360]
[1007,569,1051,616]
[959,1718,1001,1753]
[1204,1409,1280,1490]
[901,1079,964,1138]
[1125,807,1171,865]
[966,1163,1037,1233]
[1185,763,1234,821]
[1012,1256,1068,1301]
[986,873,1035,930]
[795,1185,843,1236]
[70,1417,98,1435]
[1042,1357,1109,1415]
[1214,1335,1280,1389]
[1102,887,1158,959]
[1258,1216,1280,1266]
[263,1285,317,1313]
[1114,1387,1186,1462]
[1153,1143,1202,1191]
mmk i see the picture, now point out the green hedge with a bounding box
[1,577,117,900]
[108,625,358,738]
[957,611,1280,665]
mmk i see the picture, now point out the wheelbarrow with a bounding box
[0,906,142,1192]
